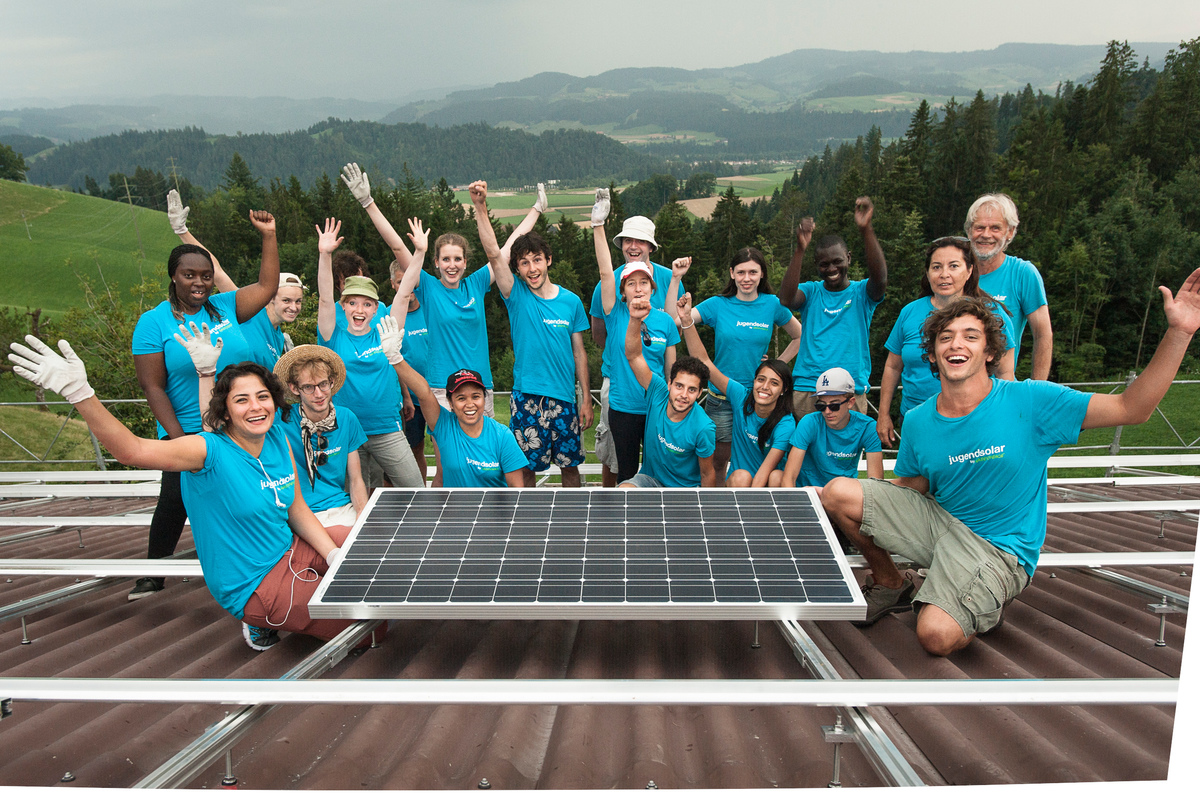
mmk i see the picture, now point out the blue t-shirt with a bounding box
[884,296,1018,415]
[725,379,796,476]
[589,262,678,377]
[239,307,286,369]
[641,373,716,487]
[895,378,1090,576]
[696,294,795,395]
[792,279,883,393]
[280,404,368,512]
[414,267,493,389]
[604,303,680,414]
[790,409,881,488]
[318,323,402,435]
[401,302,430,378]
[504,281,589,403]
[181,425,296,619]
[977,255,1048,365]
[431,411,527,487]
[132,292,254,437]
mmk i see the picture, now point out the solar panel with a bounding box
[309,488,867,620]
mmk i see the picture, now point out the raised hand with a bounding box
[406,217,430,252]
[340,162,374,208]
[248,210,276,235]
[533,182,548,213]
[591,188,610,227]
[797,217,815,249]
[1162,265,1200,335]
[854,197,874,229]
[376,315,405,364]
[316,217,344,254]
[166,189,189,235]
[676,291,694,324]
[628,295,651,321]
[671,256,692,279]
[173,321,223,377]
[468,180,487,206]
[8,336,95,403]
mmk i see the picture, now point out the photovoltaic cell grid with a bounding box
[310,488,866,620]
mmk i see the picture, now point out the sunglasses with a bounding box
[313,433,328,466]
[814,400,849,412]
[640,322,652,347]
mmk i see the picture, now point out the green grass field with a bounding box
[0,179,176,317]
[0,403,100,469]
[714,170,798,199]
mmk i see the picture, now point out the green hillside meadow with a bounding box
[0,179,176,316]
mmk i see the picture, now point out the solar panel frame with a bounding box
[309,487,867,621]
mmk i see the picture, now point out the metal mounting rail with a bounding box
[0,515,157,528]
[1063,568,1189,611]
[0,484,163,499]
[1045,500,1200,513]
[0,559,203,577]
[0,677,1177,707]
[0,471,162,483]
[132,620,381,790]
[846,551,1194,571]
[775,619,924,787]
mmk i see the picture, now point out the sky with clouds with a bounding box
[2,0,1198,105]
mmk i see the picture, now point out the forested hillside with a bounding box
[26,121,667,192]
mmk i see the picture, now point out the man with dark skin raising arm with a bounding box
[778,197,887,417]
[821,268,1200,656]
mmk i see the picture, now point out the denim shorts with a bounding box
[704,392,733,443]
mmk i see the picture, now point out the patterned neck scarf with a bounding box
[299,404,338,487]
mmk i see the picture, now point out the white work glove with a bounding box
[8,336,96,404]
[340,162,374,208]
[326,547,340,567]
[376,316,405,364]
[591,188,610,227]
[166,189,189,235]
[173,321,224,377]
[533,182,548,214]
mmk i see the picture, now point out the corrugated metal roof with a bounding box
[0,484,1192,789]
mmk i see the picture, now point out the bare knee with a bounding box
[916,604,973,657]
[726,470,752,488]
[821,477,863,519]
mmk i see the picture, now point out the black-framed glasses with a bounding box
[814,400,849,412]
[298,380,332,396]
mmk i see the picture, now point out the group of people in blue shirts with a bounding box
[17,172,1200,660]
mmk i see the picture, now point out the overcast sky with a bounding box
[2,0,1198,105]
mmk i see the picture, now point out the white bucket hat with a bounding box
[613,216,658,251]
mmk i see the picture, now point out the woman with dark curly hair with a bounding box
[127,210,280,601]
[9,328,356,651]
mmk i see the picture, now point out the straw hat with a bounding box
[272,345,347,404]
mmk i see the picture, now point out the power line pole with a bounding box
[19,210,32,240]
[166,157,181,192]
[122,175,146,259]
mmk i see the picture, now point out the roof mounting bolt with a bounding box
[61,772,75,783]
[478,778,491,790]
[646,780,659,789]
[1,698,12,719]
[1182,571,1189,577]
[1049,572,1057,578]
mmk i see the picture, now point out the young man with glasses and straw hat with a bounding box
[274,346,368,531]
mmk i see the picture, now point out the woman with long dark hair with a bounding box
[127,211,279,600]
[681,247,802,484]
[676,292,796,488]
[876,236,1016,447]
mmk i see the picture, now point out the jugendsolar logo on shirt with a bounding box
[948,445,1006,466]
[260,474,295,491]
[735,321,770,330]
[993,294,1009,302]
[467,457,500,471]
[823,298,853,317]
[827,449,857,461]
[210,319,233,335]
[407,327,427,337]
[658,434,684,454]
[542,317,570,328]
[357,345,384,359]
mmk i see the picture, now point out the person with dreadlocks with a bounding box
[126,210,280,601]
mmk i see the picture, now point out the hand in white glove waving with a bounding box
[173,321,224,377]
[340,162,374,208]
[8,336,96,404]
[376,315,405,365]
[166,189,189,235]
[533,182,549,214]
[591,188,610,227]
